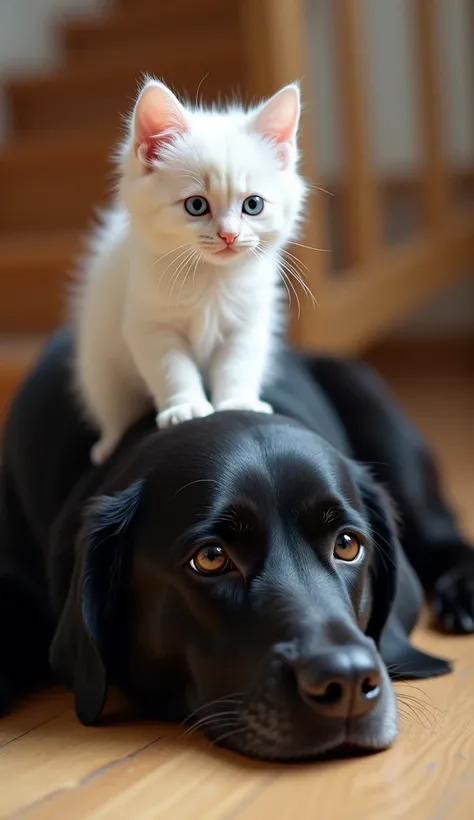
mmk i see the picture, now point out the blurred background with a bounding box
[0,0,472,433]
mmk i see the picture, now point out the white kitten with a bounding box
[73,79,306,465]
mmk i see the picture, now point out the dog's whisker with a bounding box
[211,726,245,747]
[182,692,244,724]
[181,713,241,740]
[396,698,436,729]
[174,478,218,498]
[186,709,241,732]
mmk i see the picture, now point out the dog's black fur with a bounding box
[1,329,473,760]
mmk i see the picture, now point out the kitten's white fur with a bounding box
[74,79,306,464]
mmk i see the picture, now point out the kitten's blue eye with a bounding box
[184,196,210,217]
[242,196,264,216]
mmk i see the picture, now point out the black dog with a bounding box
[1,329,473,761]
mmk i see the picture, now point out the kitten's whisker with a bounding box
[306,181,334,197]
[158,246,193,288]
[281,247,310,277]
[287,240,331,253]
[195,73,210,106]
[278,256,318,309]
[280,257,318,306]
[171,249,195,293]
[192,250,203,288]
[278,271,293,312]
[252,245,293,313]
[168,249,195,304]
[284,271,301,319]
[178,249,200,306]
[153,243,189,267]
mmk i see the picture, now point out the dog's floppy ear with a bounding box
[357,469,398,643]
[49,479,144,726]
[358,468,451,678]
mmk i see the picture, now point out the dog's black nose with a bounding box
[296,647,381,719]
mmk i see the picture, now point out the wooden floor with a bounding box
[1,348,473,820]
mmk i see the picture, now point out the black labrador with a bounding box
[1,328,473,761]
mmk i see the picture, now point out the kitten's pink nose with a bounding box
[218,230,240,246]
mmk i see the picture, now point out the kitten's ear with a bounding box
[249,84,301,168]
[132,80,189,167]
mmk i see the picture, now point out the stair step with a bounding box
[0,335,43,426]
[0,232,82,334]
[0,129,114,233]
[63,1,239,60]
[7,42,242,133]
[116,0,227,12]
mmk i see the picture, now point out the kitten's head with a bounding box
[119,79,306,266]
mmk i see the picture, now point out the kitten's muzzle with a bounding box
[218,229,240,246]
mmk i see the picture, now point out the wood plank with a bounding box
[0,128,114,232]
[302,208,474,353]
[0,690,70,748]
[412,0,452,228]
[332,0,381,265]
[0,233,81,334]
[115,0,228,13]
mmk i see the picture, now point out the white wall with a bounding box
[0,0,108,139]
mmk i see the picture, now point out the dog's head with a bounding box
[50,412,401,760]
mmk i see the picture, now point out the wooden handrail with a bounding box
[413,0,452,228]
[241,0,328,344]
[332,0,381,266]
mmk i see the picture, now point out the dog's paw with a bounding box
[157,401,214,429]
[215,398,273,415]
[433,564,474,634]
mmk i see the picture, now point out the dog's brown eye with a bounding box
[190,543,231,575]
[334,532,362,562]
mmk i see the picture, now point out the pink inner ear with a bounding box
[275,142,292,170]
[250,85,300,149]
[135,132,180,165]
[134,83,188,167]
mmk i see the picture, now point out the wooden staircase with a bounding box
[1,0,473,424]
[0,0,245,421]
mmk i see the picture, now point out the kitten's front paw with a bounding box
[157,401,214,428]
[90,437,116,466]
[215,398,273,415]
